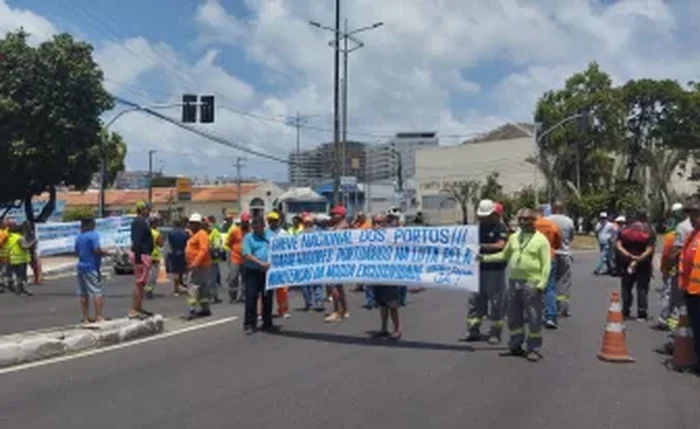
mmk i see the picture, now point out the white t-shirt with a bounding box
[673,218,693,248]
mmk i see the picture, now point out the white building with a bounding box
[416,135,534,225]
[367,132,439,182]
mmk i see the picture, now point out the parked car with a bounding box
[113,247,133,275]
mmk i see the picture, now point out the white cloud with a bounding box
[4,0,700,182]
[0,0,57,44]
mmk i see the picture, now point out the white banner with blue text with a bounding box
[266,226,479,292]
[35,216,134,257]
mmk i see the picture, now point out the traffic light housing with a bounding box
[182,94,197,123]
[200,95,215,124]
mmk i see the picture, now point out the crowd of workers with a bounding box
[7,192,700,371]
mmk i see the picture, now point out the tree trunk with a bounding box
[461,203,468,225]
[23,194,34,224]
[35,185,56,223]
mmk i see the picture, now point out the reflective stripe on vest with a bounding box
[8,233,30,265]
[151,229,161,260]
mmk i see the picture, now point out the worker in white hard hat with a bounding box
[465,199,509,343]
[184,213,212,320]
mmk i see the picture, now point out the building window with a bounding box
[421,195,455,211]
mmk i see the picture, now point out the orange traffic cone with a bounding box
[597,291,635,363]
[157,262,168,284]
[669,303,697,371]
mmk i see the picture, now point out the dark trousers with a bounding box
[685,293,700,365]
[243,268,273,329]
[620,262,651,318]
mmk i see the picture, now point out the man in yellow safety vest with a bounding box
[145,213,164,300]
[8,222,36,296]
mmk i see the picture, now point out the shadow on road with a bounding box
[269,328,477,352]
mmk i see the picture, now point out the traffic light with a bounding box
[199,95,215,124]
[182,94,197,123]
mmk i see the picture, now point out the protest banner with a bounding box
[266,226,480,292]
[35,216,134,257]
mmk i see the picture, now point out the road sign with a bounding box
[176,177,192,202]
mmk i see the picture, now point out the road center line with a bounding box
[0,316,238,376]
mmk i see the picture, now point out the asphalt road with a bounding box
[0,253,698,429]
[0,268,216,335]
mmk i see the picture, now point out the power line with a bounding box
[104,78,494,140]
[112,96,292,164]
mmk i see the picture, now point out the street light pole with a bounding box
[99,102,190,218]
[309,15,384,206]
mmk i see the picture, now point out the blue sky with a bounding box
[3,0,700,182]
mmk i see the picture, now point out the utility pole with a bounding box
[234,157,246,213]
[309,9,383,206]
[332,0,341,205]
[341,18,349,183]
[148,150,156,205]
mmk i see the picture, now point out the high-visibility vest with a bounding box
[679,230,700,295]
[0,228,9,262]
[150,228,162,260]
[8,233,30,266]
[209,228,222,261]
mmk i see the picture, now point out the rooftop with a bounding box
[37,183,260,207]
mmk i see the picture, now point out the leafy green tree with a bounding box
[441,180,481,225]
[102,130,128,188]
[0,30,114,222]
[479,172,504,201]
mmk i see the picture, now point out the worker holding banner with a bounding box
[370,214,402,340]
[465,200,508,344]
[324,205,351,323]
[267,211,291,319]
[480,208,551,362]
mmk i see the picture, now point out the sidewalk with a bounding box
[39,256,78,279]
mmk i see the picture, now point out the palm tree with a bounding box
[638,146,689,217]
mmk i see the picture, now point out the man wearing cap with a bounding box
[185,213,212,320]
[481,208,551,362]
[129,201,154,319]
[615,211,656,321]
[299,214,325,311]
[466,199,509,343]
[226,212,250,303]
[325,205,350,322]
[657,201,695,352]
[242,215,275,332]
[385,210,409,306]
[548,202,575,318]
[267,211,291,319]
[594,212,615,275]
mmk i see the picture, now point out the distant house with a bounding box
[37,181,284,220]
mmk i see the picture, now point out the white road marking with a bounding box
[0,316,238,376]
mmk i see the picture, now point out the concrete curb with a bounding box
[0,315,165,368]
[40,263,114,281]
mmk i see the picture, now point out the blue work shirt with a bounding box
[75,230,102,273]
[168,228,188,255]
[242,229,272,271]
